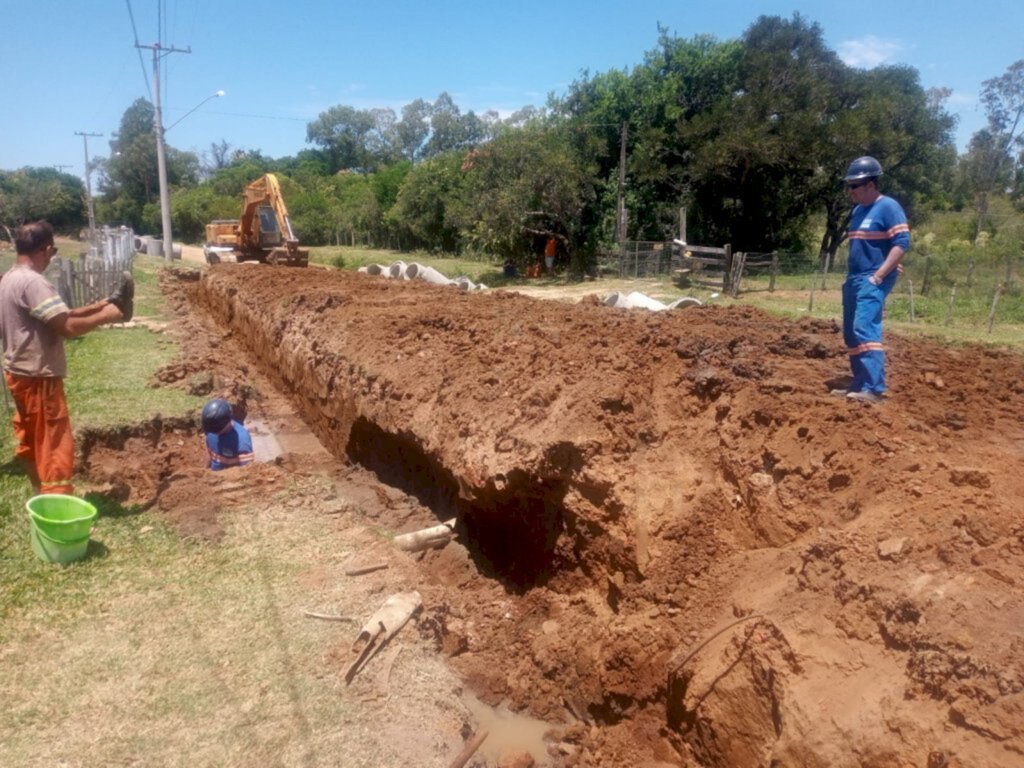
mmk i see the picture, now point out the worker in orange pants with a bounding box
[0,221,132,495]
[4,375,75,494]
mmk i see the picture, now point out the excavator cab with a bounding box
[256,207,281,247]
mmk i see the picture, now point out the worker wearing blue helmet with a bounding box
[201,398,254,470]
[836,156,910,403]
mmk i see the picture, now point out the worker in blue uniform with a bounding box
[201,398,254,470]
[837,156,911,403]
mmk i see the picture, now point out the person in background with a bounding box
[0,221,132,495]
[201,398,254,471]
[544,236,557,274]
[836,156,910,404]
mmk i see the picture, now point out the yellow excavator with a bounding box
[204,173,309,267]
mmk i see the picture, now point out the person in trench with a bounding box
[201,398,254,471]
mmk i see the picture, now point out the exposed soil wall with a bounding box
[184,264,1024,766]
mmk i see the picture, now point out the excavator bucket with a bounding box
[266,242,309,267]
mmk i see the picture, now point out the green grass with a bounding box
[62,327,197,429]
[0,253,205,625]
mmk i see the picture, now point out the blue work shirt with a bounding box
[847,195,911,276]
[206,420,254,471]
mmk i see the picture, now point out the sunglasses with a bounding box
[846,181,867,190]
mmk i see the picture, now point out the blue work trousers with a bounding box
[842,273,896,394]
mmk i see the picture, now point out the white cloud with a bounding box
[837,36,903,69]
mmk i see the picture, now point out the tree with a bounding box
[0,168,86,232]
[205,140,232,175]
[395,99,432,162]
[450,127,595,266]
[422,93,489,158]
[306,105,379,172]
[98,98,200,230]
[389,153,465,252]
[678,15,841,252]
[171,184,237,242]
[971,60,1024,240]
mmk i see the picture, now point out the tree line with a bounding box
[3,15,1022,270]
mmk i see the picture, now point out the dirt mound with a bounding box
[164,264,1023,766]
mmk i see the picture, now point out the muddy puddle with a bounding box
[460,691,557,765]
[246,417,330,461]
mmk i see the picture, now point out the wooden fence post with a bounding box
[723,244,733,295]
[920,254,931,296]
[906,277,915,322]
[768,252,778,293]
[730,251,746,297]
[987,283,1004,334]
[944,283,957,326]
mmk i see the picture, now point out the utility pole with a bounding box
[75,131,103,245]
[616,121,628,247]
[135,41,191,263]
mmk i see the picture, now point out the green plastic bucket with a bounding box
[29,524,89,564]
[26,494,97,542]
[26,494,96,564]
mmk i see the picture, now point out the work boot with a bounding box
[846,390,883,404]
[108,271,134,322]
[829,388,848,396]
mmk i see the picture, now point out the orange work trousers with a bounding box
[4,373,75,495]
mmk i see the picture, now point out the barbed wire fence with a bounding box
[599,240,1022,334]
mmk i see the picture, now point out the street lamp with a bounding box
[165,90,226,132]
[155,88,224,263]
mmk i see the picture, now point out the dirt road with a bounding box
[103,264,1024,765]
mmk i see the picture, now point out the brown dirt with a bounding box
[91,264,1024,767]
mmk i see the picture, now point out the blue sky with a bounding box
[2,0,1021,182]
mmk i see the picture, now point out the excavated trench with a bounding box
[123,265,1024,766]
[346,415,569,588]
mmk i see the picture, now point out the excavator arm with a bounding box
[205,173,308,267]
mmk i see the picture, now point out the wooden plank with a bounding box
[694,278,726,289]
[680,256,727,266]
[685,245,729,256]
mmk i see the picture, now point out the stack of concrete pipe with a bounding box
[358,261,486,291]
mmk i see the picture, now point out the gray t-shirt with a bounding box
[0,264,69,377]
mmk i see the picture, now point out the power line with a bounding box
[194,109,308,123]
[124,0,152,100]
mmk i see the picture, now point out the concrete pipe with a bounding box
[668,297,703,310]
[363,264,390,277]
[389,261,409,279]
[603,291,669,311]
[406,263,455,286]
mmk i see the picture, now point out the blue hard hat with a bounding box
[201,398,233,434]
[844,156,883,182]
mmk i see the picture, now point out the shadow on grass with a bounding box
[84,538,110,560]
[0,457,27,481]
[82,491,148,520]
